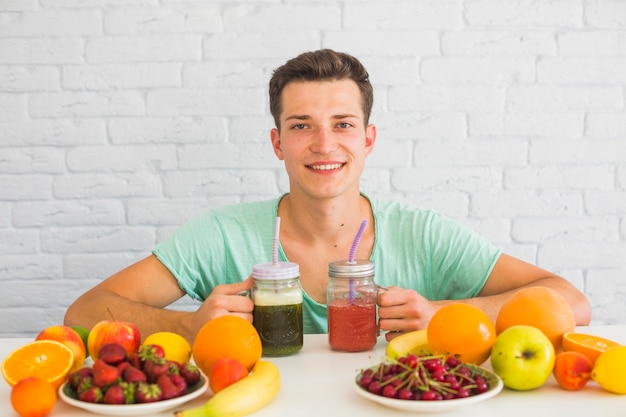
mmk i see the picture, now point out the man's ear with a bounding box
[364,123,377,157]
[270,128,284,160]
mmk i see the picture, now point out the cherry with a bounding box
[398,388,414,400]
[382,385,397,398]
[359,374,373,388]
[456,388,470,398]
[405,354,419,369]
[444,374,460,390]
[420,390,437,401]
[367,380,382,395]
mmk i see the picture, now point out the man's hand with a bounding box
[377,286,436,342]
[191,277,254,336]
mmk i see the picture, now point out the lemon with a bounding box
[591,346,626,394]
[143,331,192,364]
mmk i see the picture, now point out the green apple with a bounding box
[490,325,555,390]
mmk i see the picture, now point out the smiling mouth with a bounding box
[307,163,345,171]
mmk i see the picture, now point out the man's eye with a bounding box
[338,122,352,128]
[292,123,307,130]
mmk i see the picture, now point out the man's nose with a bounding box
[312,127,337,153]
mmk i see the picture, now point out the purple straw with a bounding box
[349,220,367,264]
[348,220,367,303]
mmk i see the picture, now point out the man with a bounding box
[64,49,591,343]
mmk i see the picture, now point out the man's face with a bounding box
[270,79,376,200]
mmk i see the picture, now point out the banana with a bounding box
[174,360,280,417]
[385,329,431,360]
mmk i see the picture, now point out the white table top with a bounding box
[1,325,625,416]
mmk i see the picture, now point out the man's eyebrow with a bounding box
[284,114,310,121]
[284,114,358,121]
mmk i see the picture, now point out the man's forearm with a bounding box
[64,289,195,343]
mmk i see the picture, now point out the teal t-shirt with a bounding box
[153,194,501,334]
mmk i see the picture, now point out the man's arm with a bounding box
[63,254,254,344]
[378,253,592,339]
[475,253,591,325]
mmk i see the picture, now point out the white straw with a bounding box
[273,216,280,265]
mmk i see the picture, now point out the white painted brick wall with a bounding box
[1,0,625,337]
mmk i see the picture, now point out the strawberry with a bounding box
[92,359,121,388]
[122,365,147,383]
[67,367,93,389]
[117,361,131,373]
[167,360,181,374]
[135,382,162,403]
[157,373,184,400]
[169,372,188,396]
[120,381,136,404]
[77,385,103,403]
[138,344,165,362]
[179,362,201,386]
[128,351,142,369]
[143,358,169,383]
[102,384,125,404]
[98,343,127,365]
[76,376,93,393]
[102,381,135,404]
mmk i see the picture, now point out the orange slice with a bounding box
[562,332,621,365]
[2,340,75,389]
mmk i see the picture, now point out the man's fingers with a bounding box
[212,276,253,295]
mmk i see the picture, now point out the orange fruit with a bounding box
[192,315,262,375]
[1,340,74,390]
[495,287,575,352]
[426,303,496,365]
[562,332,621,365]
[10,376,57,417]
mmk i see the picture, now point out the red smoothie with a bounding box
[328,302,377,352]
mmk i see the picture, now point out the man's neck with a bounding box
[277,191,372,244]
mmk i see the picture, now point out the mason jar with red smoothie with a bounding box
[326,259,378,352]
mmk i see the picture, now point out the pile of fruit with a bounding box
[1,315,282,417]
[381,286,626,399]
[177,315,280,417]
[64,342,202,404]
[357,353,493,401]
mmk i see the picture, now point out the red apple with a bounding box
[36,325,86,372]
[87,320,141,362]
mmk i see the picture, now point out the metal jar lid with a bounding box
[328,259,374,278]
[252,262,300,280]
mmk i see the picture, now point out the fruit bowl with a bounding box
[59,376,208,416]
[354,360,503,413]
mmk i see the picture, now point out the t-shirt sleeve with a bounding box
[152,212,225,301]
[152,200,277,302]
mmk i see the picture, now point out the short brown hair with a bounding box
[269,49,374,130]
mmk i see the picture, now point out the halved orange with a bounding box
[2,340,75,389]
[562,332,621,365]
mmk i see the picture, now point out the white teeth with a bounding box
[309,163,343,170]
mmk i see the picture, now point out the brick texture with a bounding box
[1,0,625,337]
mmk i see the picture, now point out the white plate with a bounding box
[354,366,503,413]
[59,376,208,416]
